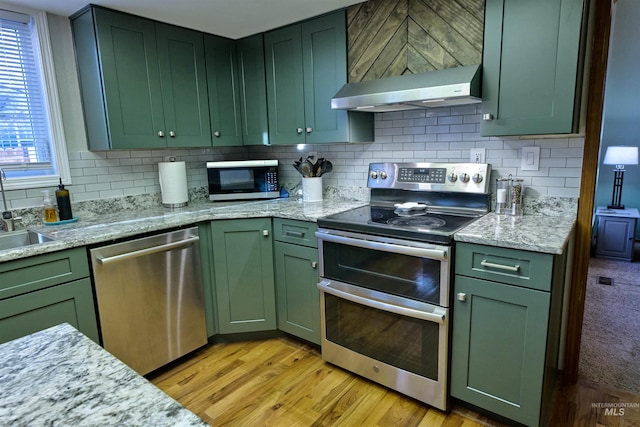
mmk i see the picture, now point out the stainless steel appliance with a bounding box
[207,159,279,201]
[316,162,491,411]
[90,227,207,375]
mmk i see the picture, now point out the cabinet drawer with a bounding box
[0,248,90,300]
[456,243,553,291]
[273,218,318,248]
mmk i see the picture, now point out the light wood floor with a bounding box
[149,336,640,427]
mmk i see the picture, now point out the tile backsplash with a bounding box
[3,105,584,210]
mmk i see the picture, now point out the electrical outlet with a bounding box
[470,148,485,163]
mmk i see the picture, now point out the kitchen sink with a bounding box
[0,229,54,251]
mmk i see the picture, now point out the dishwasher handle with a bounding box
[95,235,200,265]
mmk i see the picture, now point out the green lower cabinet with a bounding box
[451,275,550,427]
[210,218,276,334]
[198,222,218,337]
[0,278,99,344]
[274,242,320,345]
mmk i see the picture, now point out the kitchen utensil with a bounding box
[299,160,313,177]
[318,160,332,176]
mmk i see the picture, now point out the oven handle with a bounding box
[317,280,446,324]
[316,231,448,260]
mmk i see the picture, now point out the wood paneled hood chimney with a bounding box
[332,0,485,112]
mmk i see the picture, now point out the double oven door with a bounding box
[316,228,451,411]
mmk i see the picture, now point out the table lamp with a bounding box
[603,145,638,209]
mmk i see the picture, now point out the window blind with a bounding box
[0,11,52,167]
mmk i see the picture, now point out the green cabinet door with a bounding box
[264,23,306,145]
[211,219,276,334]
[0,278,99,345]
[264,11,373,145]
[274,242,320,345]
[198,222,218,337]
[236,34,270,146]
[92,8,165,149]
[451,275,551,427]
[301,11,349,144]
[481,0,585,136]
[157,24,211,148]
[204,34,243,147]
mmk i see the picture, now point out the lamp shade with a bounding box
[603,146,639,165]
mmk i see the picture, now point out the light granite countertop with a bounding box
[0,197,366,262]
[454,212,576,255]
[0,323,207,427]
[0,194,577,262]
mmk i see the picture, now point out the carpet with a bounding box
[578,252,640,394]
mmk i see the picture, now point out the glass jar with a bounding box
[509,179,524,216]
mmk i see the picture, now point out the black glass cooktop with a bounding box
[317,205,481,244]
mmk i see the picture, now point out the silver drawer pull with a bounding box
[285,230,305,238]
[480,259,520,272]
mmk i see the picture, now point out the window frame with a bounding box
[0,7,70,191]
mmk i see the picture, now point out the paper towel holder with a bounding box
[159,158,189,208]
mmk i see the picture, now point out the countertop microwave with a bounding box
[207,160,279,201]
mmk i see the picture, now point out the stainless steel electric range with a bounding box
[315,162,491,411]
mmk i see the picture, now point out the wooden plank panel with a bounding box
[348,0,404,80]
[406,45,437,74]
[409,0,482,66]
[408,18,460,69]
[417,0,484,52]
[362,18,409,81]
[347,0,484,81]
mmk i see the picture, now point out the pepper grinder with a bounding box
[508,178,524,216]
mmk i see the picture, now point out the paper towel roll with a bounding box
[158,161,188,208]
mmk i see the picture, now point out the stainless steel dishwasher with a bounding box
[90,227,207,375]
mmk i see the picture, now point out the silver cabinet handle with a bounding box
[457,292,467,302]
[95,236,199,265]
[480,259,520,272]
[296,128,303,134]
[158,131,165,137]
[285,230,305,238]
[306,127,312,133]
[169,130,176,137]
[482,113,494,121]
[311,261,318,269]
[214,131,221,137]
[263,229,269,237]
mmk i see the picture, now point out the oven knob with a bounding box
[447,173,457,182]
[379,171,388,179]
[370,171,378,179]
[472,173,483,183]
[460,173,470,183]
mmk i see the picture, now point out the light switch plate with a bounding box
[521,146,540,171]
[470,148,486,163]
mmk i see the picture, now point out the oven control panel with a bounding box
[368,162,491,193]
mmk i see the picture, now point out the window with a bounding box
[0,8,69,190]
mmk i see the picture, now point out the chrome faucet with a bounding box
[1,168,20,232]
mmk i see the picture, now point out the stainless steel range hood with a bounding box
[331,64,482,112]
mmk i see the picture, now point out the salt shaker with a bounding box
[495,178,510,214]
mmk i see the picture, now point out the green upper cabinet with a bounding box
[204,34,243,147]
[71,6,211,149]
[236,34,270,146]
[480,0,586,136]
[264,10,373,145]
